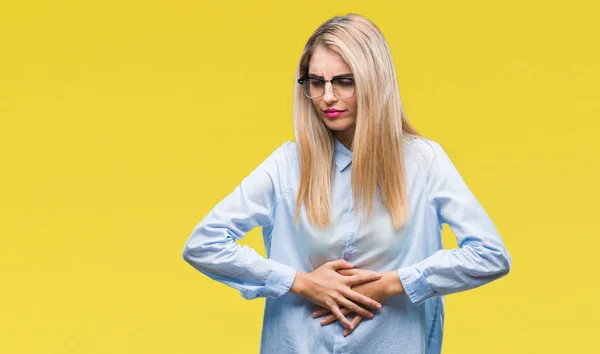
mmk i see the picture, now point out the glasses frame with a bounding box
[297,75,356,99]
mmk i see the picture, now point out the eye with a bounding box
[335,78,354,87]
[309,78,325,87]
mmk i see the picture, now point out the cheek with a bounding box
[310,100,321,114]
[349,97,358,112]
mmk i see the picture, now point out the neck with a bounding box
[334,129,355,151]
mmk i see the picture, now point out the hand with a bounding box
[312,269,404,336]
[290,259,383,330]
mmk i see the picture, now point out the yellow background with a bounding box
[1,1,598,353]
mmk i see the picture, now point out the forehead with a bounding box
[308,46,352,76]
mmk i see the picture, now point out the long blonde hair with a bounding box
[293,13,422,230]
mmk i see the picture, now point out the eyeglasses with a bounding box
[297,76,356,99]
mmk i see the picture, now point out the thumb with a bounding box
[329,259,354,271]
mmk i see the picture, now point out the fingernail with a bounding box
[368,313,374,318]
[344,331,349,336]
[377,304,382,309]
[321,320,326,325]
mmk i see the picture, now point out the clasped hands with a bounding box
[289,259,404,336]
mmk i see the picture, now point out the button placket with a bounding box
[343,206,357,259]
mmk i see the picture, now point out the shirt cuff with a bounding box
[397,264,435,305]
[262,260,297,298]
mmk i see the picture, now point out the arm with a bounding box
[181,142,383,310]
[181,142,297,300]
[397,141,512,306]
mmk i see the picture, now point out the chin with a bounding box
[321,117,355,132]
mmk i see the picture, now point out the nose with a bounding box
[322,81,338,104]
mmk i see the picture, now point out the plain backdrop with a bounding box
[1,1,598,353]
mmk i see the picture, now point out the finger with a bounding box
[337,297,375,319]
[343,315,364,336]
[329,259,354,271]
[344,289,382,310]
[344,272,382,286]
[313,307,331,318]
[330,303,353,330]
[320,308,351,326]
[337,268,356,276]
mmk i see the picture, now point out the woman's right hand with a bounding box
[289,259,383,330]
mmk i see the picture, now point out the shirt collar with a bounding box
[333,137,352,172]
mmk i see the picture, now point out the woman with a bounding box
[182,13,511,354]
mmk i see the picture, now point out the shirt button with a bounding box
[348,245,355,253]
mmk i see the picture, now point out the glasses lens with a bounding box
[305,78,324,98]
[302,77,355,99]
[333,78,355,99]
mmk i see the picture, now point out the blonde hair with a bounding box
[293,13,422,230]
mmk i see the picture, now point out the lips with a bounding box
[324,109,344,113]
[324,109,345,119]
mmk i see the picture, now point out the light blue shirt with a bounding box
[182,136,511,354]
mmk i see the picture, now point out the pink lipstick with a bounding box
[324,109,345,118]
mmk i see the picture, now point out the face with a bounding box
[307,46,358,144]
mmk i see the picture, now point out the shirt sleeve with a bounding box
[182,142,297,300]
[397,141,512,306]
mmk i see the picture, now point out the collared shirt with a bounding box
[182,136,511,354]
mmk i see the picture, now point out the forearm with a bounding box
[382,270,404,297]
[182,211,297,300]
[397,243,511,305]
[289,270,308,296]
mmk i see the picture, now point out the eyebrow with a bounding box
[308,73,354,79]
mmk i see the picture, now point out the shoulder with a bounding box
[402,135,444,166]
[268,141,297,195]
[271,140,297,163]
[262,140,297,183]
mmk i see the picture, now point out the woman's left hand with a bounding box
[312,269,404,336]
